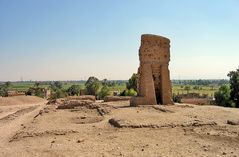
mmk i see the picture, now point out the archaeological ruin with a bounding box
[130,34,173,106]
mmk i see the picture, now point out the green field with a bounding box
[8,82,84,91]
[7,81,126,93]
[7,81,221,97]
[172,85,219,97]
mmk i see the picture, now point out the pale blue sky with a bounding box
[0,0,238,81]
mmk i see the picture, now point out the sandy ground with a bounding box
[0,96,238,157]
[0,96,46,120]
[0,95,46,106]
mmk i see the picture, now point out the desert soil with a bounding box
[0,96,238,157]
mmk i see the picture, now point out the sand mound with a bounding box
[0,96,46,106]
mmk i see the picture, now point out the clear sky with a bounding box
[0,0,239,81]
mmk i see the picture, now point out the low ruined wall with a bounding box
[66,95,96,102]
[104,96,131,102]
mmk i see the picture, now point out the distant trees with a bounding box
[34,82,40,87]
[5,81,11,88]
[26,82,45,98]
[102,79,108,86]
[66,85,81,96]
[84,75,139,98]
[214,85,231,107]
[193,86,200,90]
[85,77,101,96]
[50,81,66,99]
[172,79,229,86]
[51,88,66,99]
[126,73,137,91]
[227,68,239,108]
[184,85,191,94]
[119,73,138,96]
[0,82,12,97]
[214,68,239,108]
[101,78,117,87]
[51,81,63,89]
[26,87,45,98]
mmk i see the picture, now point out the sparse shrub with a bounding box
[50,88,66,99]
[35,89,45,98]
[66,85,81,96]
[214,85,232,107]
[120,89,137,96]
[49,81,66,99]
[26,89,32,96]
[26,87,45,98]
[173,94,181,103]
[98,85,110,100]
[0,82,11,97]
[0,86,8,97]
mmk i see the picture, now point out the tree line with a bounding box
[214,68,239,108]
[172,79,229,86]
[1,68,238,108]
[24,75,138,100]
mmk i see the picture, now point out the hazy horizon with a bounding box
[1,0,239,81]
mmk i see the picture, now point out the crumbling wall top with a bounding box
[141,34,170,43]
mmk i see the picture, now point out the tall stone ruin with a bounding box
[130,34,173,106]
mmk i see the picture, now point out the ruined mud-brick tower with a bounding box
[130,34,173,106]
